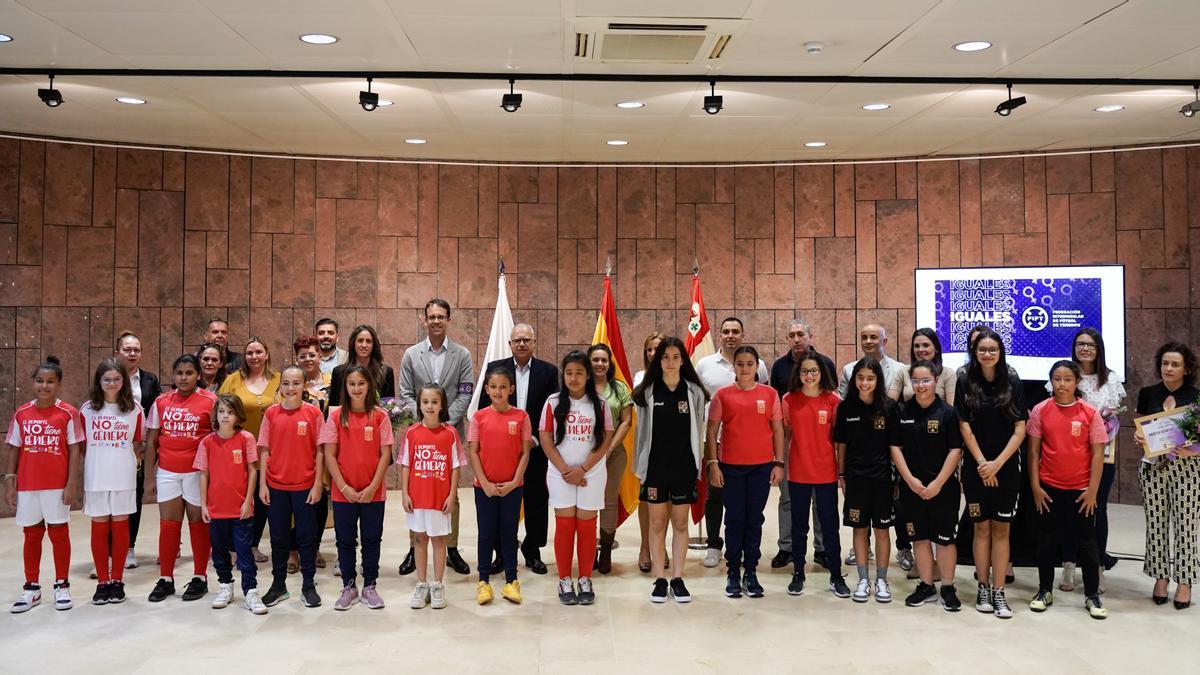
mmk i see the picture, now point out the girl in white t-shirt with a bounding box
[80,358,144,606]
[539,351,614,606]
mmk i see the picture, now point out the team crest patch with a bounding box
[1071,420,1082,437]
[232,448,243,465]
[818,409,828,425]
[968,503,981,518]
[297,421,308,437]
[507,420,518,435]
[906,522,916,536]
[364,425,374,442]
[756,400,766,414]
[678,400,689,414]
[926,419,939,434]
[646,487,659,501]
[848,508,861,522]
[873,416,886,430]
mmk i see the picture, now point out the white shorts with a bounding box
[407,508,452,537]
[156,468,201,506]
[15,490,71,528]
[83,489,137,518]
[547,465,607,511]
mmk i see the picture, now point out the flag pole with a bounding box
[688,258,708,552]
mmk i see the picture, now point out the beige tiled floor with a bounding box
[1,495,1197,674]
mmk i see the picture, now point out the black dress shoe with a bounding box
[446,547,470,575]
[525,554,548,575]
[488,555,504,576]
[1174,599,1191,610]
[771,550,793,569]
[398,548,416,576]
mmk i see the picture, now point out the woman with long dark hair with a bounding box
[890,328,956,405]
[329,325,396,406]
[587,343,634,575]
[634,331,667,573]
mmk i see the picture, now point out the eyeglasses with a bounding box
[975,347,1000,355]
[510,338,532,344]
[101,377,124,385]
[1074,342,1097,351]
[912,377,936,386]
[426,314,449,322]
[119,347,141,354]
[799,368,822,376]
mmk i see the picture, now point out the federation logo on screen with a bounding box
[1021,306,1049,332]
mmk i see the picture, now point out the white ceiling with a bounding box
[1,0,1199,161]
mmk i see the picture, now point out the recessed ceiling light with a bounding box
[299,33,338,45]
[953,41,991,52]
[804,141,827,148]
[1094,104,1124,112]
[606,140,629,146]
[615,101,645,109]
[115,97,146,105]
[0,34,13,43]
[404,138,427,144]
[862,103,891,111]
[376,99,393,107]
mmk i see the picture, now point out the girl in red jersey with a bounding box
[144,354,218,603]
[258,364,325,608]
[468,366,532,605]
[402,383,462,609]
[5,356,83,613]
[80,358,144,606]
[196,394,265,614]
[320,365,393,611]
[705,345,785,600]
[783,352,849,599]
[1028,360,1109,620]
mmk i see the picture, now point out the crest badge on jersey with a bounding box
[678,400,689,414]
[874,416,886,430]
[364,425,374,442]
[818,409,828,425]
[848,508,861,523]
[507,420,518,436]
[926,419,939,434]
[906,522,916,536]
[232,448,243,465]
[297,420,308,437]
[646,487,658,501]
[1070,420,1082,437]
[756,400,766,414]
[968,503,981,518]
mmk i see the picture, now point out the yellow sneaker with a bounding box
[501,580,522,604]
[476,581,494,605]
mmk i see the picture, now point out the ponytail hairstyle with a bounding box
[732,345,761,383]
[553,350,606,452]
[88,357,135,413]
[417,382,449,424]
[1048,359,1083,399]
[962,328,1022,420]
[631,336,709,407]
[338,364,380,428]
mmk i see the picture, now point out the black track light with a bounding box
[501,78,522,113]
[38,74,63,108]
[994,83,1026,117]
[1180,85,1200,118]
[703,80,723,115]
[359,77,379,112]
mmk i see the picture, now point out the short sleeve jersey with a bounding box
[782,390,841,483]
[318,407,394,503]
[401,423,462,509]
[1027,398,1107,490]
[955,373,1028,485]
[193,430,258,519]
[79,401,144,492]
[258,402,325,490]
[5,400,84,491]
[540,394,615,468]
[832,395,896,481]
[147,389,217,473]
[888,396,963,484]
[467,406,532,485]
[709,384,781,465]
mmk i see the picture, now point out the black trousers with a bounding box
[129,462,145,547]
[521,444,549,554]
[1037,484,1100,596]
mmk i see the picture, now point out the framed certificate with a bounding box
[1134,407,1196,458]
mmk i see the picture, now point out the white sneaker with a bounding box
[212,582,234,609]
[874,578,892,603]
[844,550,857,565]
[703,548,721,568]
[125,550,138,569]
[852,578,870,603]
[975,583,994,613]
[10,585,41,613]
[429,582,447,609]
[992,587,1013,619]
[244,588,268,615]
[410,581,430,609]
[53,581,72,611]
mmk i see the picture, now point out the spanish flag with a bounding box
[591,275,639,526]
[685,272,715,524]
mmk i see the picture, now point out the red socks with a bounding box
[554,516,577,578]
[159,519,183,578]
[110,520,130,582]
[22,524,45,585]
[46,524,71,582]
[91,520,112,583]
[189,521,210,577]
[576,517,597,578]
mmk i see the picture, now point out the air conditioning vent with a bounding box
[571,16,746,63]
[607,22,707,32]
[574,32,588,57]
[709,34,732,59]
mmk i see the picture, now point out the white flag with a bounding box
[467,273,515,420]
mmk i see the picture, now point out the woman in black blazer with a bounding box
[115,331,162,569]
[328,324,396,406]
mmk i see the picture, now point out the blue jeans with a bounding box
[788,481,842,578]
[333,501,385,587]
[720,462,772,573]
[268,487,317,586]
[476,486,524,583]
[210,517,257,594]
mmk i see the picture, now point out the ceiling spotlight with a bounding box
[0,33,13,43]
[703,80,723,115]
[37,74,63,108]
[1180,86,1200,118]
[606,140,628,146]
[1094,104,1124,113]
[377,99,393,107]
[404,138,427,144]
[616,101,645,109]
[953,40,991,52]
[501,78,522,113]
[994,83,1026,117]
[359,77,379,112]
[862,103,890,111]
[115,97,146,105]
[804,141,827,148]
[299,33,338,45]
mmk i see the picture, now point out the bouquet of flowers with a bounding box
[1099,404,1127,442]
[1170,402,1200,449]
[379,397,416,433]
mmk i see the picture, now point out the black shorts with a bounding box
[639,480,698,505]
[843,477,894,529]
[897,479,961,545]
[962,477,1019,523]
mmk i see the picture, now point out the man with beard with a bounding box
[315,318,349,375]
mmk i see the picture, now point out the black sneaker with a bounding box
[148,578,176,602]
[650,578,669,603]
[108,581,126,604]
[576,577,596,605]
[787,572,806,596]
[744,571,764,598]
[939,584,962,612]
[669,578,691,603]
[829,576,852,598]
[301,585,321,608]
[398,548,416,576]
[725,570,743,598]
[261,583,289,607]
[557,577,578,605]
[770,550,793,569]
[905,582,938,607]
[181,577,208,601]
[91,583,110,605]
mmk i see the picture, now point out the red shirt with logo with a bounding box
[1027,398,1107,490]
[5,400,84,491]
[401,423,462,510]
[468,406,532,486]
[708,384,781,465]
[783,390,842,483]
[258,402,324,490]
[193,430,258,519]
[147,389,217,473]
[318,407,394,503]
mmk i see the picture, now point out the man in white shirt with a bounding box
[694,316,769,569]
[315,317,349,375]
[837,323,904,398]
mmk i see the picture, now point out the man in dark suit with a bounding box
[485,323,558,574]
[115,331,162,570]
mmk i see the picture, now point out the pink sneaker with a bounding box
[334,585,359,611]
[361,584,385,609]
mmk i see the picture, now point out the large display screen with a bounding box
[915,265,1125,382]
